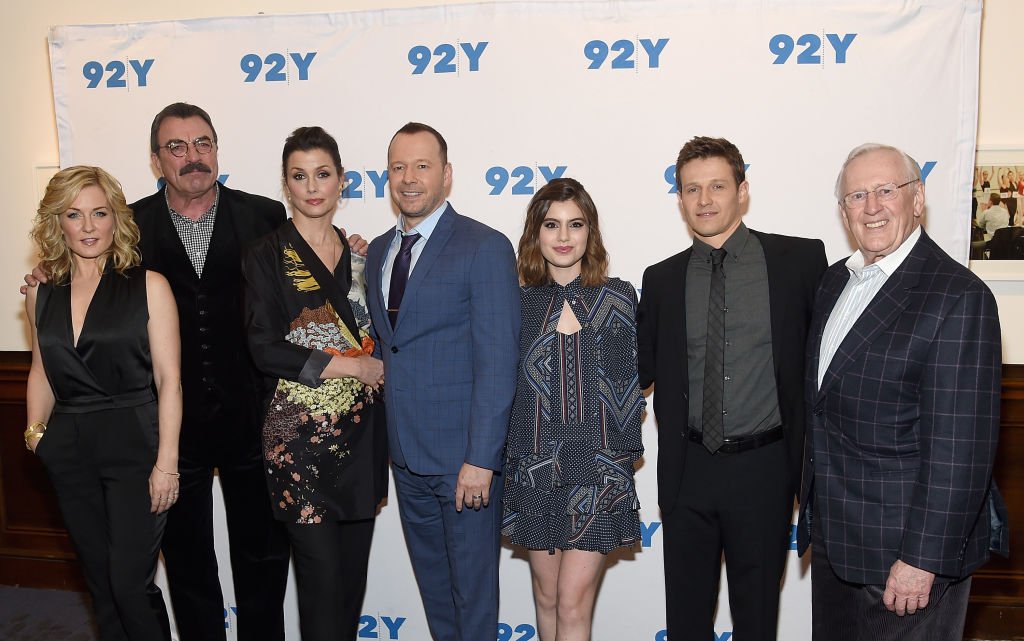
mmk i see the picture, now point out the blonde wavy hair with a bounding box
[32,166,141,284]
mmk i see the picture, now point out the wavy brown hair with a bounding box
[32,166,141,284]
[517,177,608,287]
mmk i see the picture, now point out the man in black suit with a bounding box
[130,102,290,641]
[637,136,827,641]
[798,143,1007,641]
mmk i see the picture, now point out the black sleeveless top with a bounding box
[36,266,155,413]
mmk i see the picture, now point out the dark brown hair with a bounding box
[389,122,448,164]
[517,177,608,287]
[281,126,344,178]
[149,102,218,153]
[675,136,746,191]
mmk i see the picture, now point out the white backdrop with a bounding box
[48,1,981,639]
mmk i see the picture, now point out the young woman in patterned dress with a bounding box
[502,178,645,641]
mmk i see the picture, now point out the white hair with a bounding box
[834,143,922,200]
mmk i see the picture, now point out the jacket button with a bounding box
[391,346,399,353]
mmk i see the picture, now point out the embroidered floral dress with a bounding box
[243,221,387,525]
[502,276,645,553]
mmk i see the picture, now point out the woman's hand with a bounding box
[149,465,180,514]
[353,355,385,387]
[26,433,43,453]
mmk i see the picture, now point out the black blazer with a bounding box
[797,230,1008,584]
[637,230,827,513]
[130,184,285,439]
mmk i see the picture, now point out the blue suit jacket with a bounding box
[797,230,1008,584]
[366,205,520,475]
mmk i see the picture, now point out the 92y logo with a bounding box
[486,165,567,196]
[240,52,317,82]
[408,42,488,74]
[584,38,669,69]
[83,59,154,89]
[769,33,857,64]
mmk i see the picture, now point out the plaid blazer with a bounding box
[797,230,1008,584]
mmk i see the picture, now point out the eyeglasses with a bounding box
[841,179,919,209]
[160,137,215,158]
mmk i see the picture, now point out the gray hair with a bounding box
[834,143,921,200]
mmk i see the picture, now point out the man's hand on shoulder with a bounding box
[20,263,50,295]
[883,559,935,616]
[341,228,368,257]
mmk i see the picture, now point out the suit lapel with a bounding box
[367,229,396,342]
[393,207,457,332]
[153,188,199,280]
[757,232,786,368]
[815,239,926,400]
[807,267,845,397]
[670,248,691,369]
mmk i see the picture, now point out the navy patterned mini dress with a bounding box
[502,276,645,553]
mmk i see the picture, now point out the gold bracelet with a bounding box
[154,464,181,478]
[24,421,46,451]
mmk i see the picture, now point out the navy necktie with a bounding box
[387,232,421,327]
[702,247,727,453]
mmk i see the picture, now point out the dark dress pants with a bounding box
[663,437,792,641]
[810,516,972,641]
[284,518,376,641]
[392,464,502,641]
[161,406,290,641]
[38,406,171,641]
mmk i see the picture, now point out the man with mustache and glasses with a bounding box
[119,102,291,641]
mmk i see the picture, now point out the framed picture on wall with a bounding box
[972,146,1024,261]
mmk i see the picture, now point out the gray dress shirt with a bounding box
[685,223,781,438]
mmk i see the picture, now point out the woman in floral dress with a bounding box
[243,126,386,641]
[502,177,645,641]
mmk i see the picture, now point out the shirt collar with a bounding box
[396,201,448,241]
[692,222,750,261]
[845,225,921,278]
[165,182,220,222]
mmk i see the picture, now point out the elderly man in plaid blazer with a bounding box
[797,143,1008,641]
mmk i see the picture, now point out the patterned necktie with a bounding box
[387,232,421,327]
[701,248,727,453]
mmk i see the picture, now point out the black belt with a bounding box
[54,389,155,414]
[686,425,783,454]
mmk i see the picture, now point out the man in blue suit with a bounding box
[798,143,1007,640]
[366,122,520,641]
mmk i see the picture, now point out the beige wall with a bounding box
[2,0,1019,352]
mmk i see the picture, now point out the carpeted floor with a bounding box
[0,585,98,641]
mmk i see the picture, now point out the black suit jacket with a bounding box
[637,230,827,513]
[130,184,285,447]
[797,230,1008,584]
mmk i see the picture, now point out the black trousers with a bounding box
[810,518,972,641]
[285,518,376,641]
[161,407,290,641]
[663,437,792,641]
[38,405,171,641]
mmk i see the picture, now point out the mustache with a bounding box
[179,162,212,176]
